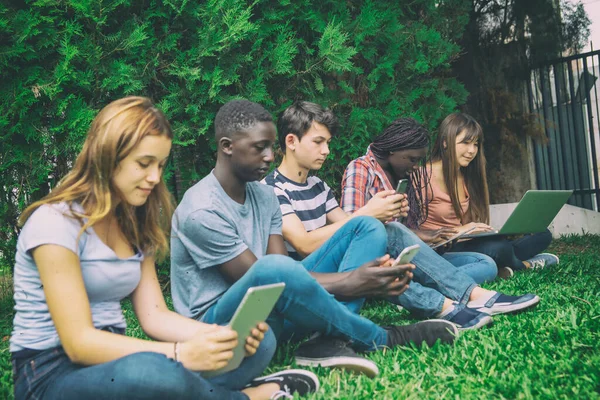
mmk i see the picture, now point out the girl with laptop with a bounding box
[340,117,498,284]
[421,112,559,276]
[9,97,318,400]
[341,116,541,324]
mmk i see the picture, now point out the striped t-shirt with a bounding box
[262,169,339,259]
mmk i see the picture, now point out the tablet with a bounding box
[430,227,477,250]
[203,283,285,377]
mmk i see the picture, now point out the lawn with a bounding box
[1,234,599,399]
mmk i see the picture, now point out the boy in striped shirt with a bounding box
[263,101,540,335]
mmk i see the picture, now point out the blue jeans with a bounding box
[202,254,388,352]
[301,216,388,314]
[441,251,498,284]
[385,222,482,318]
[12,329,275,400]
[451,229,553,270]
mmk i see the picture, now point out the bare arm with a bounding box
[217,249,258,283]
[36,244,266,369]
[34,245,177,366]
[131,256,221,342]
[281,191,406,258]
[266,234,288,256]
[281,211,354,258]
[217,233,289,281]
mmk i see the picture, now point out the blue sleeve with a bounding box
[20,204,85,256]
[178,209,248,269]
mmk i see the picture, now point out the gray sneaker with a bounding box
[294,336,380,378]
[525,253,559,269]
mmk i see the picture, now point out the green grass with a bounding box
[1,235,599,399]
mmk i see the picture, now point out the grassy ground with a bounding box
[1,234,599,399]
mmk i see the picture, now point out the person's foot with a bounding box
[467,292,540,315]
[441,304,493,330]
[384,319,458,348]
[294,336,379,378]
[524,253,559,269]
[246,369,319,399]
[497,267,514,280]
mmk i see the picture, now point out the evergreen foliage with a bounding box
[0,0,469,267]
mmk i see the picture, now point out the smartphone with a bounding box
[392,244,420,266]
[396,179,409,194]
[203,283,285,377]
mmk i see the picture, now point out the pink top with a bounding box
[420,168,469,230]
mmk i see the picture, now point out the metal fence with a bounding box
[528,49,600,211]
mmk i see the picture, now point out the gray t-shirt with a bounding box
[10,202,143,352]
[170,172,283,319]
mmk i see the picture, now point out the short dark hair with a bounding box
[214,99,273,140]
[277,101,339,152]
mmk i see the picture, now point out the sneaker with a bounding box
[467,292,540,315]
[384,319,458,348]
[497,267,514,280]
[294,336,379,378]
[525,253,559,269]
[246,369,319,399]
[442,304,493,330]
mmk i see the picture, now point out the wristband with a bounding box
[174,342,180,362]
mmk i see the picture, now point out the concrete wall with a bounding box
[490,203,600,238]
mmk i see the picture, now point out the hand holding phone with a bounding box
[393,244,420,266]
[395,179,410,222]
[396,179,409,194]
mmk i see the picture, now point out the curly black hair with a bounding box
[214,99,273,140]
[371,118,431,229]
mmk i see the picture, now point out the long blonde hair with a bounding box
[20,96,174,259]
[431,112,490,224]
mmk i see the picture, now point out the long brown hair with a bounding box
[20,96,174,259]
[431,113,490,224]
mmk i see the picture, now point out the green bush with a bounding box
[0,0,469,267]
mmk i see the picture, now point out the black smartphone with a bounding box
[396,179,408,194]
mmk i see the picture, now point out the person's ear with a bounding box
[285,133,298,152]
[219,137,233,156]
[442,140,447,150]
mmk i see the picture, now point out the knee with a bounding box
[538,229,553,247]
[350,216,386,239]
[252,255,327,298]
[483,240,512,264]
[478,254,498,282]
[385,221,421,256]
[251,255,312,285]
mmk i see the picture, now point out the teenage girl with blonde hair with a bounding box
[422,112,559,276]
[10,96,317,400]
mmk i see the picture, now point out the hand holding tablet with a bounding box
[203,283,285,377]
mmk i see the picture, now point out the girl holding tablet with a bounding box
[10,97,317,400]
[422,112,558,275]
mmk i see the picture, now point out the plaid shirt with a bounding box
[341,147,393,214]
